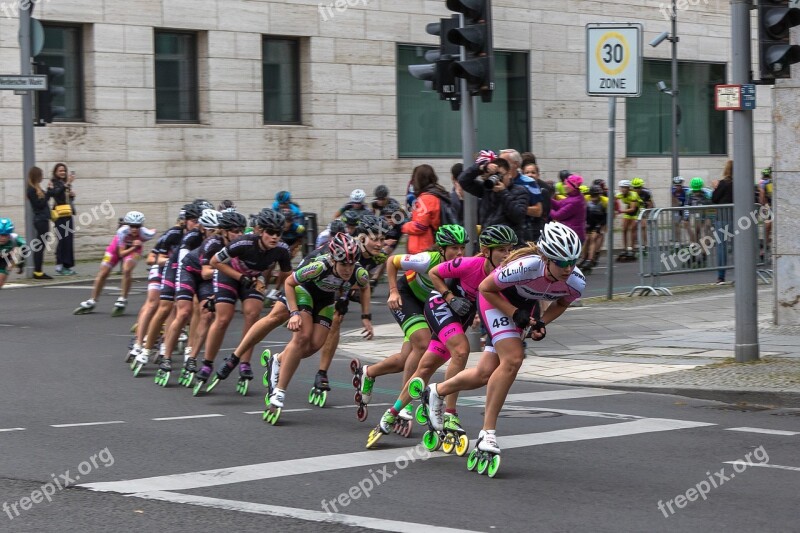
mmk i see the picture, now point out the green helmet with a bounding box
[435,224,468,247]
[762,166,772,177]
[479,224,518,248]
[631,177,645,188]
[690,177,704,191]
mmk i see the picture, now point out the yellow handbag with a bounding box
[51,204,73,221]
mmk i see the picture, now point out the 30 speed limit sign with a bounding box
[586,23,643,97]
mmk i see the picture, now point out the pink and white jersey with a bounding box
[492,255,584,307]
[115,225,157,248]
[435,255,489,301]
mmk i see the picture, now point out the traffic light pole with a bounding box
[731,0,759,362]
[670,0,680,181]
[19,3,36,279]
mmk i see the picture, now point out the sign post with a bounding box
[586,23,642,300]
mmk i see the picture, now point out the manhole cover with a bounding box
[701,404,771,413]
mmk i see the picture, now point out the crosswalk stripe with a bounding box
[724,427,800,436]
[152,414,224,422]
[460,388,626,405]
[82,417,713,494]
[130,491,482,533]
[723,461,800,472]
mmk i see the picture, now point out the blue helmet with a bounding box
[275,191,292,204]
[0,218,14,235]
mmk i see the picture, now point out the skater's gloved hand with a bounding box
[361,318,374,340]
[512,307,531,329]
[447,296,472,317]
[529,320,546,341]
[387,287,402,310]
[334,298,349,315]
[239,275,254,289]
[203,297,216,312]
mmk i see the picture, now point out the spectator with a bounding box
[712,160,734,284]
[449,162,464,225]
[758,166,773,258]
[521,151,537,167]
[554,169,572,199]
[457,151,529,245]
[50,162,76,275]
[524,163,554,232]
[500,149,543,242]
[550,174,587,245]
[402,164,453,253]
[26,166,55,279]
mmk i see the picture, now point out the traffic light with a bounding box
[34,61,66,124]
[757,0,800,80]
[408,15,461,109]
[446,0,494,102]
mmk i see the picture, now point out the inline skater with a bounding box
[579,185,608,271]
[74,211,156,316]
[631,178,654,254]
[0,218,25,290]
[615,180,640,261]
[367,225,517,449]
[334,189,371,219]
[371,185,399,215]
[263,232,373,424]
[278,206,306,259]
[315,219,347,249]
[422,222,585,476]
[351,225,468,424]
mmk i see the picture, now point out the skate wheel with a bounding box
[477,455,489,475]
[205,376,220,393]
[352,375,361,389]
[408,377,425,400]
[318,390,327,408]
[455,434,470,457]
[262,370,270,388]
[366,428,383,449]
[415,404,428,426]
[487,455,501,478]
[442,435,455,454]
[132,363,144,377]
[354,391,363,404]
[349,358,361,374]
[401,422,412,438]
[422,430,439,452]
[466,449,479,471]
[266,407,281,425]
[192,381,203,396]
[260,349,271,367]
[356,404,368,422]
[237,380,249,396]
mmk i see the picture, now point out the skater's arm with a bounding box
[428,267,452,302]
[357,269,374,340]
[478,276,517,318]
[283,275,303,331]
[540,297,570,325]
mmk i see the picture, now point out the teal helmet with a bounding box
[0,218,13,235]
[435,224,468,247]
[479,225,518,248]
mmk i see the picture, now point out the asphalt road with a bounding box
[0,282,796,532]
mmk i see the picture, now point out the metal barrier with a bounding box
[630,203,773,296]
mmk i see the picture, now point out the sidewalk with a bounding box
[339,284,800,407]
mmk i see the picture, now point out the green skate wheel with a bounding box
[262,410,270,421]
[441,434,455,454]
[408,377,424,399]
[318,390,327,408]
[415,404,428,426]
[264,393,271,408]
[262,370,270,388]
[132,363,143,377]
[206,376,220,393]
[237,380,249,396]
[260,349,271,367]
[266,407,281,425]
[487,455,501,478]
[308,388,316,405]
[466,449,479,471]
[455,434,470,457]
[422,430,439,452]
[477,455,489,475]
[192,381,203,396]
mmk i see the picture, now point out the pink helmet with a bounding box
[328,233,360,264]
[565,174,584,191]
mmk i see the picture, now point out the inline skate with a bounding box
[178,356,197,387]
[236,362,253,396]
[308,370,330,407]
[350,358,372,422]
[192,361,213,396]
[366,409,396,449]
[154,358,171,387]
[263,388,284,425]
[111,297,127,317]
[73,299,95,315]
[206,355,239,393]
[466,430,501,478]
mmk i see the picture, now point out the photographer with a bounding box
[457,150,529,246]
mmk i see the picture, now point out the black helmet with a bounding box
[374,185,389,199]
[589,185,603,195]
[254,208,285,231]
[558,170,572,182]
[592,178,606,186]
[218,199,236,211]
[329,219,347,235]
[356,214,390,237]
[193,199,214,210]
[218,211,247,230]
[182,203,203,221]
[342,209,361,226]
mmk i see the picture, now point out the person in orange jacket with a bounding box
[402,164,453,254]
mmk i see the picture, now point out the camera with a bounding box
[483,175,502,189]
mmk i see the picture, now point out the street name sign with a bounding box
[0,75,47,91]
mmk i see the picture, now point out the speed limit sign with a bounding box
[586,23,642,97]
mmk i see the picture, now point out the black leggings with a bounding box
[55,216,75,269]
[33,219,50,271]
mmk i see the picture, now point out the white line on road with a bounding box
[130,491,481,533]
[243,409,310,415]
[82,417,713,494]
[51,421,126,428]
[0,428,25,432]
[461,388,626,404]
[724,461,800,472]
[724,427,800,436]
[151,414,225,422]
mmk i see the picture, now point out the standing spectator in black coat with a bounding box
[26,166,55,279]
[50,163,77,275]
[711,160,734,284]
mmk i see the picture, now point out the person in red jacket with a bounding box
[402,164,451,253]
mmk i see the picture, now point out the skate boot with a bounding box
[366,409,397,449]
[308,370,330,408]
[420,383,445,431]
[178,356,197,387]
[393,404,414,438]
[207,355,240,393]
[73,299,95,315]
[131,348,151,377]
[154,341,167,366]
[126,342,142,364]
[263,388,285,425]
[261,351,280,394]
[183,346,193,363]
[111,297,127,317]
[443,413,469,456]
[467,429,501,478]
[192,361,213,396]
[236,362,253,396]
[154,358,172,387]
[176,329,188,355]
[350,358,373,422]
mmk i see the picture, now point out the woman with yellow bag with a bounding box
[50,163,76,275]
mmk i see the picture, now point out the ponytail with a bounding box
[500,242,541,267]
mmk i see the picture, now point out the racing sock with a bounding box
[392,400,404,413]
[446,408,457,415]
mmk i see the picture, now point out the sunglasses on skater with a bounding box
[551,258,578,268]
[264,228,282,237]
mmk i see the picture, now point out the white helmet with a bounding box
[123,211,146,225]
[198,209,222,229]
[538,222,582,262]
[350,189,366,203]
[619,180,632,188]
[672,176,684,184]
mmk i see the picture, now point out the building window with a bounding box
[155,31,198,123]
[626,60,727,157]
[262,37,300,124]
[36,24,83,122]
[397,45,529,158]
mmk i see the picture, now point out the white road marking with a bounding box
[243,409,310,415]
[51,421,126,428]
[724,427,800,436]
[461,388,626,404]
[82,417,713,494]
[130,491,481,533]
[723,462,800,473]
[151,414,225,422]
[498,405,643,420]
[0,428,25,432]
